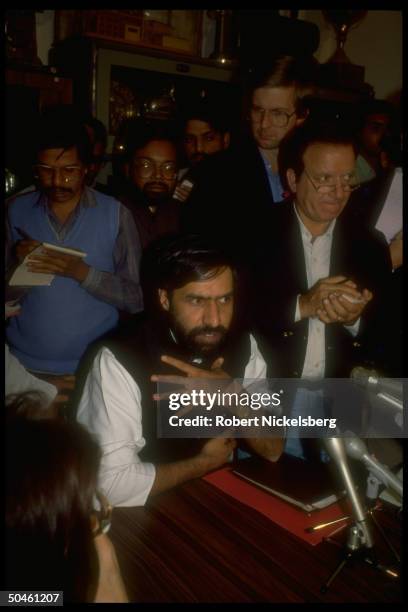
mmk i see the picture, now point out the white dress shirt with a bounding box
[293,204,359,379]
[77,334,267,507]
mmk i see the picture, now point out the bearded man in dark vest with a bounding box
[77,234,283,506]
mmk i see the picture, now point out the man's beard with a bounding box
[143,181,170,205]
[189,152,209,166]
[172,320,229,362]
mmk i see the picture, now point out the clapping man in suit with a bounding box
[252,120,392,459]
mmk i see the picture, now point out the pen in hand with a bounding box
[14,228,41,262]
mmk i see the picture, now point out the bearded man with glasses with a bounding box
[6,105,143,379]
[252,120,392,461]
[118,119,180,250]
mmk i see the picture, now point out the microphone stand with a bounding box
[365,471,401,564]
[308,438,400,593]
[307,477,400,568]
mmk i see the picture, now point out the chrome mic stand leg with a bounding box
[321,555,349,593]
[320,521,400,593]
[368,507,400,563]
[321,524,364,593]
[320,438,399,593]
[365,471,400,563]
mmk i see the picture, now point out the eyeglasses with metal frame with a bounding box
[303,168,360,194]
[132,157,177,180]
[250,106,297,128]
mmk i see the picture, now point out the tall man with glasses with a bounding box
[247,72,305,204]
[6,106,143,377]
[181,55,317,259]
[118,119,180,250]
[252,120,392,460]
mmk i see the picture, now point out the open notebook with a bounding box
[9,242,86,287]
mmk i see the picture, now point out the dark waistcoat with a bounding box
[104,315,251,463]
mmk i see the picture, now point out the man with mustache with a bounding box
[172,99,231,204]
[6,106,143,378]
[77,234,283,506]
[181,100,230,168]
[119,120,180,250]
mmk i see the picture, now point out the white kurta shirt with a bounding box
[77,334,267,507]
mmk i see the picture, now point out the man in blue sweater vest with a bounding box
[6,106,143,376]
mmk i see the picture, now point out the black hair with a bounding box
[278,118,358,185]
[6,393,101,602]
[125,118,179,163]
[34,105,93,165]
[143,233,236,294]
[359,98,395,122]
[83,116,108,150]
[178,98,231,135]
[357,98,400,162]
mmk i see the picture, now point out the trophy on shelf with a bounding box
[320,10,372,95]
[323,10,367,64]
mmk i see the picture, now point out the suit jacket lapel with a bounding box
[242,138,276,207]
[288,205,309,294]
[330,219,349,277]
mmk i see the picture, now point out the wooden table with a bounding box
[109,478,402,603]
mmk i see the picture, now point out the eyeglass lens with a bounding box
[134,158,176,179]
[250,107,294,127]
[305,170,359,192]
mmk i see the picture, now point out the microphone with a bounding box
[351,367,403,412]
[343,435,403,498]
[172,175,195,203]
[323,437,374,548]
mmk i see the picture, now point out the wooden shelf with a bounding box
[80,34,235,73]
[6,67,73,109]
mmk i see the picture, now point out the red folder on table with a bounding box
[203,457,351,546]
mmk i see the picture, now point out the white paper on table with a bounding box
[375,167,403,243]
